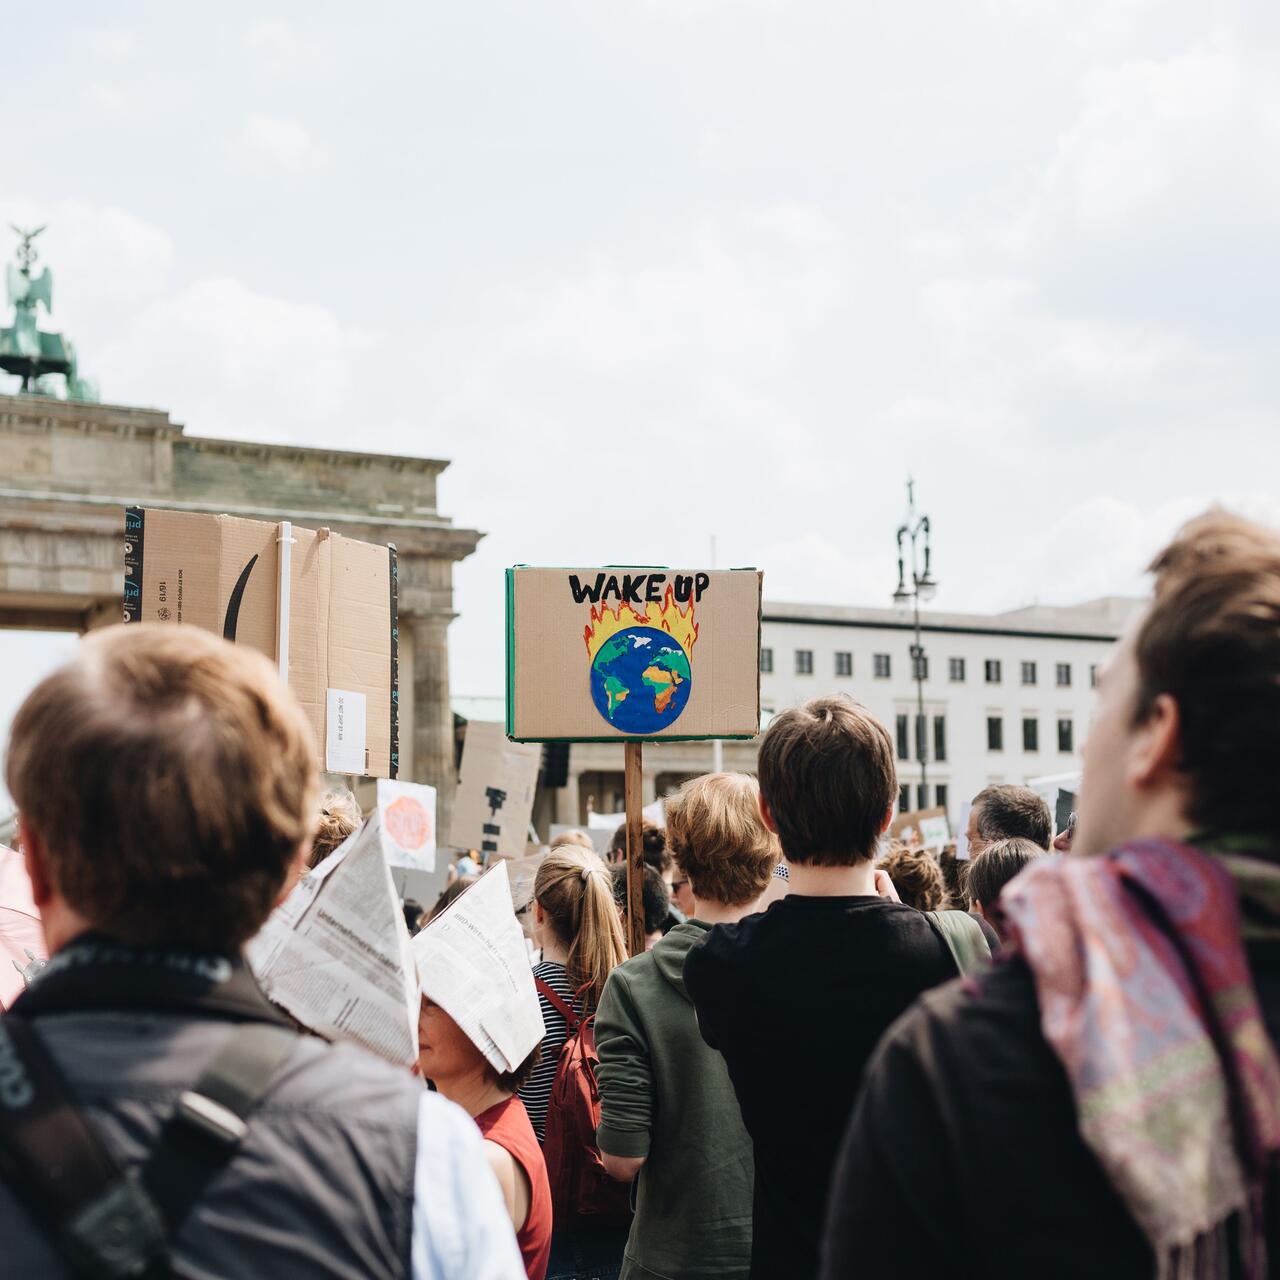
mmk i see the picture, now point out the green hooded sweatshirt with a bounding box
[594,920,753,1280]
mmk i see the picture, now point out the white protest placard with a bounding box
[890,805,951,851]
[412,862,543,1075]
[954,802,974,860]
[449,722,541,859]
[378,778,437,872]
[247,814,419,1065]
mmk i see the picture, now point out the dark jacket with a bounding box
[595,920,754,1280]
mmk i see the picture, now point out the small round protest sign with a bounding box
[377,780,438,871]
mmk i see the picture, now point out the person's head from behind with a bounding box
[6,623,318,954]
[310,788,362,868]
[965,785,1052,859]
[966,837,1042,937]
[610,863,670,949]
[532,845,627,1004]
[609,817,672,878]
[756,695,897,866]
[552,828,595,853]
[426,876,477,924]
[665,772,779,913]
[1077,511,1280,857]
[876,843,944,912]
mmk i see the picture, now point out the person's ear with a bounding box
[877,804,895,837]
[758,793,779,835]
[18,815,54,908]
[533,900,545,926]
[1130,692,1182,789]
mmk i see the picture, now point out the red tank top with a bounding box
[476,1096,553,1280]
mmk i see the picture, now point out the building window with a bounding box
[985,659,1002,684]
[935,783,948,811]
[1021,661,1037,686]
[1090,663,1100,689]
[949,657,965,682]
[1023,717,1039,752]
[933,715,947,762]
[759,647,773,674]
[835,651,853,677]
[795,649,813,675]
[912,653,929,681]
[1058,718,1074,753]
[987,716,1003,751]
[896,714,909,761]
[916,784,928,811]
[874,653,891,679]
[899,785,910,814]
[1056,662,1072,687]
[914,714,927,762]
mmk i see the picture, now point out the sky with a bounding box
[2,0,1280,773]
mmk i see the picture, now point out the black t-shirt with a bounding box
[684,894,958,1280]
[820,940,1280,1280]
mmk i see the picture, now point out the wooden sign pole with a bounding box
[623,741,646,957]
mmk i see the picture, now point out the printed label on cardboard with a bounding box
[326,688,367,774]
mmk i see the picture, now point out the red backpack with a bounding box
[533,978,633,1227]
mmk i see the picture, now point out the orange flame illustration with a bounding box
[583,584,699,661]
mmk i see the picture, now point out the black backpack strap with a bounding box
[0,1016,296,1278]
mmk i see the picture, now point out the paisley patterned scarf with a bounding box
[1002,840,1280,1279]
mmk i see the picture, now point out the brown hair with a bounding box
[5,623,318,950]
[756,695,897,866]
[1135,511,1280,842]
[877,842,944,912]
[608,817,671,873]
[534,846,627,1004]
[972,785,1052,850]
[967,837,1042,910]
[426,875,478,923]
[610,863,670,936]
[665,773,779,906]
[494,1042,541,1094]
[309,789,363,868]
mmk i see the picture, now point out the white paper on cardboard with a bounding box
[412,862,543,1075]
[326,688,367,774]
[377,778,437,872]
[246,814,418,1065]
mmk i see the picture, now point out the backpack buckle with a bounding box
[175,1089,249,1146]
[65,1175,167,1278]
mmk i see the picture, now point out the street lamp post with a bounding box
[893,480,937,808]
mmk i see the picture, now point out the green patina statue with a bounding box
[0,225,98,401]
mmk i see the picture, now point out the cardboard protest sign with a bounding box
[890,806,951,851]
[506,566,762,741]
[1055,789,1076,837]
[954,802,974,861]
[412,861,544,1075]
[247,814,418,1065]
[378,778,437,872]
[449,721,540,859]
[123,507,398,778]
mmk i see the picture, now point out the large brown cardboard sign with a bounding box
[449,721,541,857]
[506,566,761,741]
[123,507,398,777]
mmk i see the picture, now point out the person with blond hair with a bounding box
[596,772,778,1280]
[308,787,363,868]
[0,624,521,1280]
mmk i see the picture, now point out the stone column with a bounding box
[408,611,457,833]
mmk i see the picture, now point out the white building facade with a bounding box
[543,595,1140,832]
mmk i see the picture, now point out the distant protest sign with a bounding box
[378,778,437,872]
[247,815,418,1065]
[412,862,544,1075]
[123,507,398,778]
[890,806,951,851]
[449,721,540,858]
[506,566,762,741]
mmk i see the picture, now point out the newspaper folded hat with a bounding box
[412,861,544,1075]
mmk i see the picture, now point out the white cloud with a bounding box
[99,277,377,439]
[239,115,324,172]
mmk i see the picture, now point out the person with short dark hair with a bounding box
[966,838,1042,941]
[0,624,521,1280]
[964,784,1052,856]
[685,696,957,1280]
[822,512,1280,1279]
[610,863,670,951]
[609,818,670,874]
[595,773,779,1279]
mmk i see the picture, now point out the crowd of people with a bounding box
[0,509,1277,1279]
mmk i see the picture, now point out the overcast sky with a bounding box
[3,0,1279,770]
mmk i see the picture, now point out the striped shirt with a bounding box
[519,960,576,1143]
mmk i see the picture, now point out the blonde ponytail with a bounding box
[534,846,627,1005]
